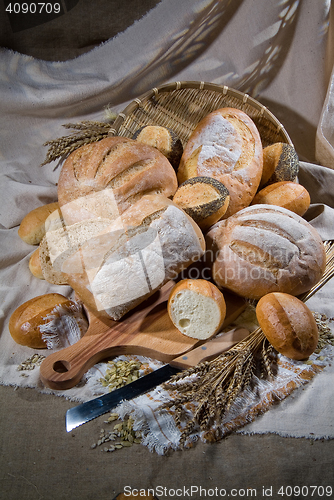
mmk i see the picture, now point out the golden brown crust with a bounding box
[28,247,44,280]
[177,108,263,218]
[256,292,318,360]
[9,293,73,348]
[206,204,326,300]
[261,143,299,188]
[57,137,178,225]
[167,279,226,339]
[252,181,311,216]
[18,202,59,245]
[132,125,183,170]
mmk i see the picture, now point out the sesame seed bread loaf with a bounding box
[260,142,299,188]
[177,108,263,218]
[63,195,206,321]
[132,125,183,170]
[256,292,319,360]
[57,136,178,225]
[167,279,226,339]
[206,204,326,300]
[173,176,230,230]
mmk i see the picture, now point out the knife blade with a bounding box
[65,327,249,432]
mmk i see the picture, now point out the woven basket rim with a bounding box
[110,80,292,146]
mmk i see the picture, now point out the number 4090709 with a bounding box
[5,3,61,14]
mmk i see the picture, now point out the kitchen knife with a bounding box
[65,326,249,432]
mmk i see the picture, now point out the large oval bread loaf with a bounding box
[206,205,326,300]
[62,195,206,321]
[57,136,178,225]
[177,108,263,218]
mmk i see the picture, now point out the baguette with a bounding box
[177,108,263,218]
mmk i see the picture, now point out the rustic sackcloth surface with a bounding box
[1,0,334,456]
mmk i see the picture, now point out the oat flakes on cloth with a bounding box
[0,0,334,450]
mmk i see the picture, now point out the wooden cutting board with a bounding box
[39,281,246,390]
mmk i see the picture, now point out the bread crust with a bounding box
[206,204,326,300]
[256,292,318,360]
[57,136,178,225]
[252,181,310,216]
[64,195,206,320]
[18,202,59,245]
[177,108,263,218]
[9,293,73,348]
[167,279,226,339]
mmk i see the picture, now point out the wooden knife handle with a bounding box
[169,327,250,370]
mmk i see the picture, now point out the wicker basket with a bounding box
[109,81,292,149]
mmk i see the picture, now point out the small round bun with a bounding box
[167,279,226,340]
[29,247,44,280]
[18,202,59,245]
[252,181,310,216]
[260,143,299,188]
[173,177,230,230]
[132,125,183,170]
[9,293,75,348]
[256,292,318,360]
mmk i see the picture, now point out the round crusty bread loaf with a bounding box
[177,107,263,219]
[9,293,75,348]
[63,194,206,321]
[57,136,178,225]
[256,292,318,360]
[167,279,226,339]
[252,181,311,216]
[18,202,59,245]
[206,204,326,300]
[173,176,230,231]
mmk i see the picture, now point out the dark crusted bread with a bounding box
[132,125,183,171]
[260,142,299,188]
[173,176,230,230]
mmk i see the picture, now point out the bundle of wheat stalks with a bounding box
[159,240,334,446]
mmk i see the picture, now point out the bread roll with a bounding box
[63,195,206,321]
[132,125,183,170]
[57,136,178,225]
[9,293,76,348]
[252,181,311,216]
[206,205,326,300]
[29,247,44,280]
[256,292,318,360]
[177,108,263,218]
[167,279,226,339]
[18,202,59,245]
[260,143,299,188]
[173,177,230,230]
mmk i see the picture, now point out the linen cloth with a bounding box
[1,0,334,451]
